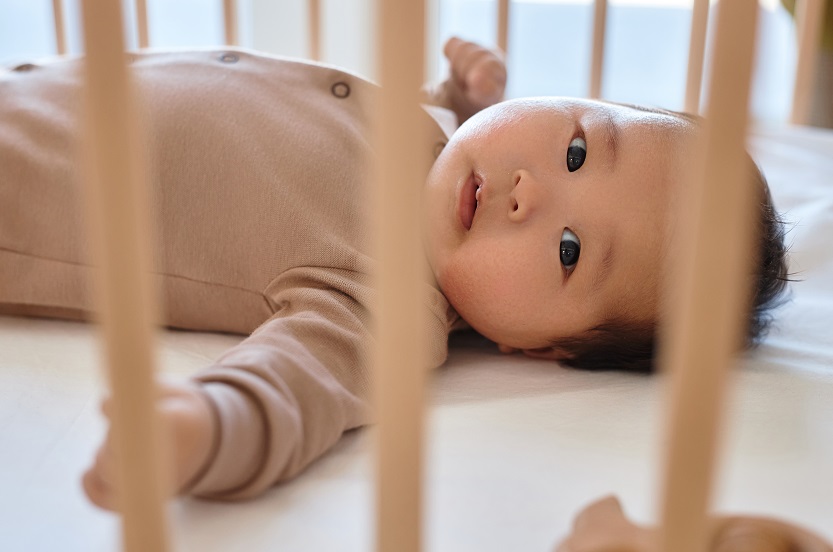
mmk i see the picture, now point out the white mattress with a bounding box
[2,123,832,551]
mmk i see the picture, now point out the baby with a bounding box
[0,38,788,510]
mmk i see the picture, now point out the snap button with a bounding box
[12,63,36,72]
[331,82,350,99]
[433,142,446,158]
[219,53,238,63]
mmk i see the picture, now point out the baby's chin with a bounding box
[438,292,538,349]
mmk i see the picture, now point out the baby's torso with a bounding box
[139,51,377,289]
[0,49,454,336]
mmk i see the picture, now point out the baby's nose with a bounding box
[507,170,540,223]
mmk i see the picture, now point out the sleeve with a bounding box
[185,269,373,500]
[420,80,461,138]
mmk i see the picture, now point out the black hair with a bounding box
[550,153,791,373]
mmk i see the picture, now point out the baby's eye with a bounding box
[560,228,581,269]
[566,137,587,172]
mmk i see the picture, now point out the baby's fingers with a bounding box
[100,396,112,419]
[464,57,506,106]
[444,37,499,82]
[82,464,118,511]
[82,434,120,511]
[443,36,506,113]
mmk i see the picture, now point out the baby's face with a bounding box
[422,97,694,351]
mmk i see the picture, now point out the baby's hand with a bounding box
[443,37,507,123]
[82,378,215,511]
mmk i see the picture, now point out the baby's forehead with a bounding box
[459,98,697,157]
[602,100,700,128]
[581,99,696,130]
[502,97,696,129]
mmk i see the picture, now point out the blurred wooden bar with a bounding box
[684,0,710,114]
[136,0,149,48]
[52,0,67,55]
[791,0,825,124]
[224,0,239,46]
[589,0,607,99]
[497,0,510,54]
[658,1,759,552]
[373,0,429,550]
[79,0,169,550]
[309,0,321,60]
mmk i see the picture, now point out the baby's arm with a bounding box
[83,270,372,508]
[425,37,507,124]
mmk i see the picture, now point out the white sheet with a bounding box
[2,123,832,551]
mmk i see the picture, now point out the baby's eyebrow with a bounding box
[590,239,616,294]
[602,112,619,168]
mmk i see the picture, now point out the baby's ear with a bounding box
[496,343,518,355]
[521,346,575,361]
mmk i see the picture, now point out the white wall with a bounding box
[248,0,377,80]
[0,0,799,122]
[247,0,440,83]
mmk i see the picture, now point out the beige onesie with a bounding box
[0,49,461,498]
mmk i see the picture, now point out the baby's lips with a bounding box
[458,173,479,231]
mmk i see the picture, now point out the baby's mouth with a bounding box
[458,173,482,231]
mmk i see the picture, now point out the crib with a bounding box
[2,1,832,551]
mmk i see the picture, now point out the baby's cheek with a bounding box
[440,248,533,335]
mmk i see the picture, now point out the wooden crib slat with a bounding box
[309,0,321,60]
[684,0,710,114]
[223,0,239,46]
[79,0,169,550]
[589,0,607,99]
[373,0,429,550]
[497,0,510,54]
[136,0,149,48]
[52,0,67,55]
[791,0,825,125]
[658,1,758,551]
